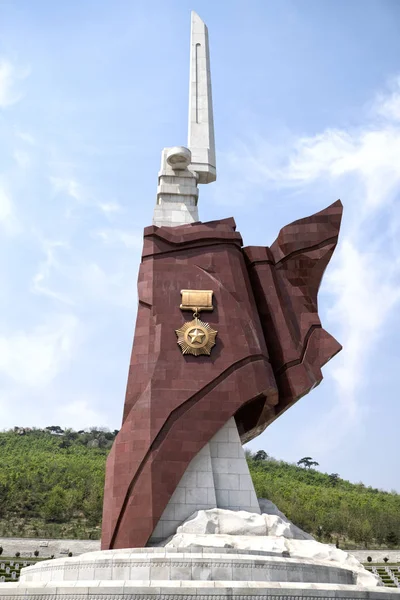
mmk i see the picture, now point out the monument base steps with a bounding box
[2,507,399,600]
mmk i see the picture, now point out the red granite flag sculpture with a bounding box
[101,12,343,550]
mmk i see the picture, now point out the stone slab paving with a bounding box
[1,580,400,600]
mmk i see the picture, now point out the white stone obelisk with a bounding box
[152,12,216,227]
[150,11,259,543]
[188,11,216,184]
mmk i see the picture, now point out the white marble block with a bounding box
[209,417,260,514]
[149,443,217,543]
[150,418,260,543]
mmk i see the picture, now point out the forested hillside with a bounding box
[0,427,399,548]
[0,427,114,540]
[247,451,400,549]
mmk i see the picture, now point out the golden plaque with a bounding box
[180,290,214,312]
[176,290,217,356]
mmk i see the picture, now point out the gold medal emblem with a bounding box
[176,290,218,357]
[176,316,217,356]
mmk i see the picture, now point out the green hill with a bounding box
[0,427,399,549]
[0,427,113,540]
[248,451,400,549]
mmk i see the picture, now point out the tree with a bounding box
[64,428,79,441]
[83,487,103,527]
[328,473,340,487]
[361,520,373,548]
[43,485,69,523]
[254,450,268,462]
[59,439,71,449]
[45,426,64,435]
[297,457,319,469]
[386,531,398,547]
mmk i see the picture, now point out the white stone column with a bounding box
[209,417,261,514]
[149,418,260,543]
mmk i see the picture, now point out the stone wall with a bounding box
[0,537,100,558]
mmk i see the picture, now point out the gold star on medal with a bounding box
[176,318,217,356]
[188,328,205,344]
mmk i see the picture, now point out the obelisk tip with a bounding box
[188,9,216,183]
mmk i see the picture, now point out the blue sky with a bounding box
[1,0,400,492]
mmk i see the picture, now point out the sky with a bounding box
[1,0,400,492]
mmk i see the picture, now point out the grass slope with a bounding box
[248,454,400,549]
[0,428,111,539]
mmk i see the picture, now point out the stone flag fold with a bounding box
[102,200,343,549]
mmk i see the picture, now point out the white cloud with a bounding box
[16,131,35,145]
[223,77,400,451]
[50,176,83,201]
[0,59,28,108]
[31,239,73,304]
[76,261,137,309]
[49,177,122,220]
[0,186,13,222]
[0,314,80,387]
[99,201,122,214]
[277,103,400,436]
[0,183,20,233]
[325,239,400,408]
[55,398,108,430]
[374,75,400,122]
[94,228,142,249]
[13,149,31,169]
[31,234,137,309]
[281,127,400,212]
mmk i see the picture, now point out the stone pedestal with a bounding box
[2,508,400,600]
[2,545,399,600]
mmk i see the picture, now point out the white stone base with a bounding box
[2,580,400,600]
[2,545,399,600]
[2,508,400,599]
[19,548,356,585]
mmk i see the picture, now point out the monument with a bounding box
[2,10,399,600]
[101,10,342,551]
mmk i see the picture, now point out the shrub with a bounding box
[34,550,39,557]
[367,556,372,562]
[15,551,20,557]
[0,546,3,556]
[386,531,399,547]
[68,552,72,557]
[254,450,268,462]
[384,557,389,563]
